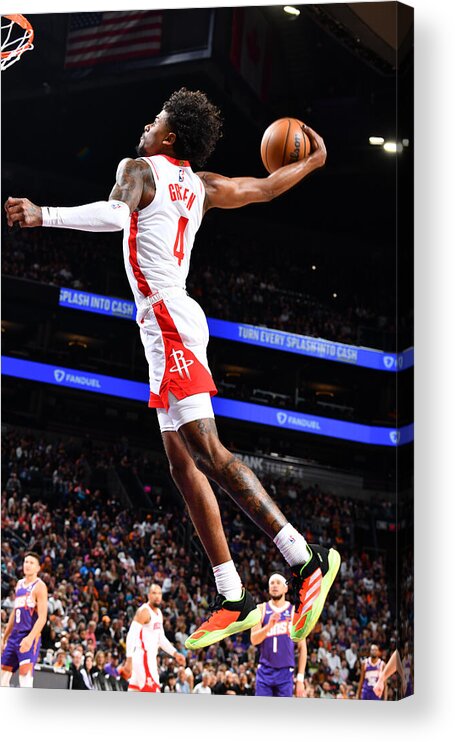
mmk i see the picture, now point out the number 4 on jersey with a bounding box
[173,216,189,266]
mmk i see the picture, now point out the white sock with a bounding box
[213,560,243,601]
[273,523,311,567]
[19,672,34,688]
[1,670,12,687]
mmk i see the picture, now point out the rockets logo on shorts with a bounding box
[169,348,194,378]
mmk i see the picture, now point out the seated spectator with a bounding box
[53,648,68,671]
[175,667,190,694]
[104,651,120,678]
[237,672,253,696]
[92,650,106,678]
[162,673,177,693]
[69,649,88,690]
[192,671,212,694]
[80,652,95,690]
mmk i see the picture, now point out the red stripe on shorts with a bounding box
[139,628,160,692]
[148,299,217,410]
[128,211,152,297]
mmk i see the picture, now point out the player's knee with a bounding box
[169,458,198,487]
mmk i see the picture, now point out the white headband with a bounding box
[269,573,287,587]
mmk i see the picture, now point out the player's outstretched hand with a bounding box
[302,125,327,169]
[4,196,43,228]
[174,652,186,666]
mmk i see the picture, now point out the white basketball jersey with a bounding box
[123,154,205,306]
[137,603,164,656]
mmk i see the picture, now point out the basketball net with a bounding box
[1,14,34,70]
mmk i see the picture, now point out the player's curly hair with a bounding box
[163,88,223,167]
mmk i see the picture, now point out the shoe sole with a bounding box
[290,548,341,642]
[185,606,262,650]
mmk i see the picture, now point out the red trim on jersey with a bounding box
[146,156,160,181]
[128,211,152,298]
[158,154,191,167]
[148,300,217,410]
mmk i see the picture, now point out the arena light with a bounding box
[383,141,404,153]
[283,6,301,16]
[311,265,317,271]
[369,136,385,146]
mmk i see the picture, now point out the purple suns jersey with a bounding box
[258,601,295,669]
[11,578,43,635]
[361,657,385,700]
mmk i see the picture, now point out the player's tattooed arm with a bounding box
[198,125,326,212]
[109,158,154,212]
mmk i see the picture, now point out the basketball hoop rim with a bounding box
[1,13,34,60]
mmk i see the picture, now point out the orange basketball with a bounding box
[260,118,311,174]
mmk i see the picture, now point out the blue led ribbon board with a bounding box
[2,356,413,447]
[58,287,413,372]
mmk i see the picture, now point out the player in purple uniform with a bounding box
[357,644,386,700]
[251,574,307,697]
[1,551,48,688]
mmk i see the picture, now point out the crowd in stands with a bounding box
[2,223,396,348]
[2,425,400,698]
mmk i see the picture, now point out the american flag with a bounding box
[64,10,162,69]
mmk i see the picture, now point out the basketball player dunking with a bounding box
[357,644,386,701]
[251,574,307,697]
[5,88,340,651]
[1,551,48,688]
[124,584,185,692]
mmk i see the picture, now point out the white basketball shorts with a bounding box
[137,288,217,432]
[128,648,160,693]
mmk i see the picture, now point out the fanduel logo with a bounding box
[383,356,395,369]
[277,412,287,425]
[53,368,101,389]
[169,349,193,379]
[389,431,400,444]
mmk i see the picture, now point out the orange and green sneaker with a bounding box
[185,589,261,650]
[290,543,341,642]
